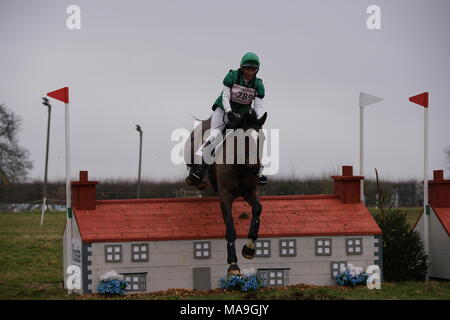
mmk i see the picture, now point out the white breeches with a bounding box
[195,107,229,157]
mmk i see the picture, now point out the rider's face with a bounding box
[242,67,258,80]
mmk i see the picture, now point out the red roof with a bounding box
[73,195,382,243]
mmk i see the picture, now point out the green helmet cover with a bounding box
[240,52,260,68]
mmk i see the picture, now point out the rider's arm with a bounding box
[253,97,264,119]
[222,85,232,113]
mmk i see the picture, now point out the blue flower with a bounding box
[98,279,128,295]
[335,269,369,287]
[219,275,263,292]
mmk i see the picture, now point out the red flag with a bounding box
[409,92,428,108]
[47,87,69,103]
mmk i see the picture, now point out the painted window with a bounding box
[257,269,289,287]
[132,243,149,262]
[105,244,122,263]
[330,261,347,279]
[255,240,271,257]
[72,247,81,264]
[123,273,146,292]
[346,238,363,255]
[279,239,296,257]
[315,238,332,256]
[194,241,211,259]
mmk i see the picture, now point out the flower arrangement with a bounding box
[97,271,128,295]
[335,264,369,287]
[219,268,263,292]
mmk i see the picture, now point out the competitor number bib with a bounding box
[230,84,256,105]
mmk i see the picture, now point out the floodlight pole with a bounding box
[40,97,52,226]
[136,125,143,199]
[360,104,364,204]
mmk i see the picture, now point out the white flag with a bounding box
[360,92,383,107]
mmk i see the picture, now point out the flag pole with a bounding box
[423,106,429,281]
[408,91,429,280]
[359,93,383,204]
[46,87,72,293]
[65,101,73,294]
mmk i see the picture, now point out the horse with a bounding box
[184,110,267,275]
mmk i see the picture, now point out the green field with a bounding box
[0,209,449,300]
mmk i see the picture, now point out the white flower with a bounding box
[100,271,124,281]
[241,268,257,278]
[341,264,365,278]
[354,267,364,276]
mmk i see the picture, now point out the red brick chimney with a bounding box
[332,165,363,204]
[428,170,450,208]
[71,171,98,210]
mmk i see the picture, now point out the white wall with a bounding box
[429,209,450,279]
[88,235,378,292]
[62,216,83,294]
[414,208,450,279]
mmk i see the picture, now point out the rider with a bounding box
[186,52,267,186]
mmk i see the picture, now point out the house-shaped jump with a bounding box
[63,166,382,294]
[414,169,450,280]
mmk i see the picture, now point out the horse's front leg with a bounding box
[219,192,240,276]
[242,193,262,259]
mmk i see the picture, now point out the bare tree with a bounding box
[0,104,33,183]
[374,168,395,211]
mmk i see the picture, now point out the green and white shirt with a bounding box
[212,69,265,114]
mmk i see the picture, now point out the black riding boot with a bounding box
[257,165,267,185]
[258,175,268,185]
[186,162,209,186]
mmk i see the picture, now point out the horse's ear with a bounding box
[258,112,267,125]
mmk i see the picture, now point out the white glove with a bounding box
[253,97,264,119]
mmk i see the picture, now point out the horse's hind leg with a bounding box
[219,193,240,276]
[242,193,262,259]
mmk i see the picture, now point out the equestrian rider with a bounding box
[186,52,267,185]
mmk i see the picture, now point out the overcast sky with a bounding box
[1,0,449,182]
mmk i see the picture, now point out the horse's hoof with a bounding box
[242,244,255,259]
[227,264,241,276]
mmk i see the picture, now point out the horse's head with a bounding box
[242,109,267,130]
[226,110,267,130]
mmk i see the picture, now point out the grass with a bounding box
[0,211,68,299]
[73,281,450,300]
[0,209,448,300]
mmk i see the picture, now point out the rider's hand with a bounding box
[226,111,238,123]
